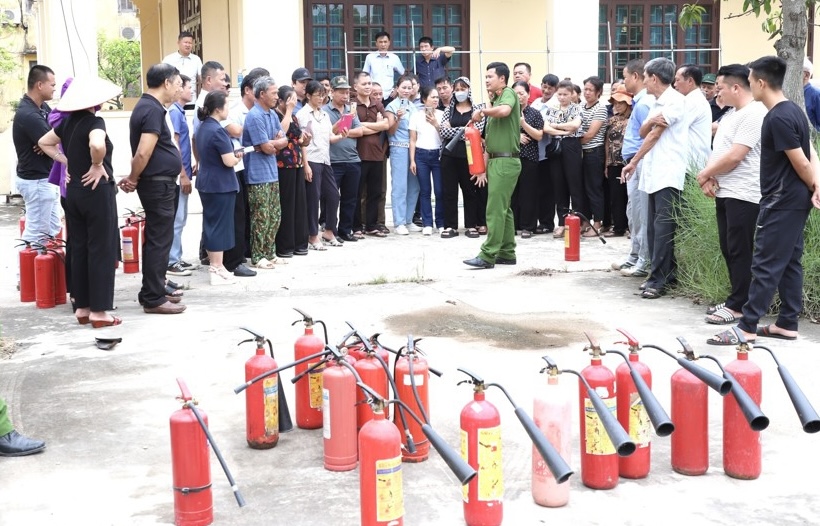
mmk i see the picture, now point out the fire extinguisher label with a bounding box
[584,398,617,455]
[477,426,503,501]
[465,139,474,165]
[322,389,331,439]
[629,394,651,447]
[460,429,469,503]
[375,456,404,522]
[564,229,570,248]
[263,376,279,436]
[402,374,425,386]
[123,238,134,260]
[309,367,324,409]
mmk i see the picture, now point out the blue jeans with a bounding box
[169,188,189,265]
[390,146,410,226]
[414,148,443,228]
[626,160,649,269]
[16,176,61,243]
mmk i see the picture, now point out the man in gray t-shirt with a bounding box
[696,64,766,326]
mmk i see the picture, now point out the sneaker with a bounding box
[611,261,635,271]
[395,225,409,235]
[622,266,649,278]
[167,263,192,277]
[407,223,423,233]
[422,226,433,236]
[179,260,200,270]
[209,266,236,286]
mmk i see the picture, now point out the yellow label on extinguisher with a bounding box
[309,365,324,409]
[465,138,474,165]
[564,228,570,248]
[375,456,404,522]
[628,393,652,447]
[122,238,134,260]
[262,376,279,436]
[461,429,469,502]
[477,426,503,501]
[584,397,617,455]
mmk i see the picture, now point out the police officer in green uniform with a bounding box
[463,62,521,269]
[0,397,46,456]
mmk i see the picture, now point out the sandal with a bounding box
[534,226,548,235]
[440,228,459,239]
[756,325,798,341]
[322,236,343,247]
[166,280,184,291]
[366,229,387,238]
[477,226,488,235]
[707,329,754,346]
[254,258,276,269]
[308,242,327,251]
[354,231,365,240]
[641,287,665,299]
[165,285,184,298]
[705,302,726,315]
[91,316,123,329]
[521,230,533,239]
[465,228,480,239]
[553,227,565,238]
[705,307,737,325]
[377,224,390,234]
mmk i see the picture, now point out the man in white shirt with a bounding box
[162,31,203,100]
[621,57,688,299]
[697,64,766,326]
[673,64,713,168]
[363,31,405,98]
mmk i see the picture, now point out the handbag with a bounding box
[545,137,562,157]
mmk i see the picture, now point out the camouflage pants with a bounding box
[247,182,281,264]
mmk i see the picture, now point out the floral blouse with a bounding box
[520,106,544,162]
[606,114,628,167]
[545,103,583,138]
[275,109,303,169]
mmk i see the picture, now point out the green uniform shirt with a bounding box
[484,87,521,155]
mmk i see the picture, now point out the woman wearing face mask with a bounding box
[543,80,583,238]
[385,75,420,235]
[511,81,544,239]
[438,77,488,238]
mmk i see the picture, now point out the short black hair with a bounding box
[278,85,295,103]
[317,75,331,83]
[678,64,703,85]
[583,76,604,95]
[624,58,646,77]
[541,74,559,87]
[180,74,192,87]
[375,31,391,41]
[513,62,532,74]
[305,80,325,98]
[197,90,228,121]
[420,85,437,102]
[717,64,751,90]
[146,63,180,89]
[486,61,510,85]
[241,71,263,95]
[354,70,371,83]
[512,80,530,93]
[247,67,270,78]
[201,61,224,80]
[418,36,433,47]
[434,75,451,86]
[27,65,54,91]
[178,31,193,40]
[556,80,574,92]
[748,55,787,90]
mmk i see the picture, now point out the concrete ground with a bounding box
[1,200,819,526]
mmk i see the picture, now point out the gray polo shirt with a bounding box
[323,102,361,164]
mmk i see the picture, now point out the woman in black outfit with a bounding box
[274,85,310,257]
[511,81,544,238]
[438,76,487,238]
[38,77,121,328]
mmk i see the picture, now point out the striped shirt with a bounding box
[712,101,766,204]
[579,100,608,150]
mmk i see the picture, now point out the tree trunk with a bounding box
[774,0,808,106]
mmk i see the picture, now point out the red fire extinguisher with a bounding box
[323,340,360,472]
[533,357,572,508]
[564,211,581,262]
[464,123,486,176]
[18,206,26,236]
[170,378,245,526]
[291,309,328,430]
[17,241,36,303]
[239,329,282,449]
[353,337,391,430]
[121,218,140,274]
[457,370,503,526]
[613,329,653,479]
[33,245,56,309]
[393,337,435,463]
[46,238,67,306]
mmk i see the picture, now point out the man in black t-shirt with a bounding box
[119,63,186,314]
[709,56,820,346]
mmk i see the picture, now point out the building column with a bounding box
[548,0,598,83]
[37,0,99,83]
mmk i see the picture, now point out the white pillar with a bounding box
[38,0,99,84]
[549,0,598,83]
[239,0,304,84]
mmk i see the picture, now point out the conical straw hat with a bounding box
[56,76,122,112]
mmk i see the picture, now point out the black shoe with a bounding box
[413,214,423,227]
[463,257,494,269]
[276,252,294,258]
[496,257,517,265]
[294,248,309,256]
[200,257,210,266]
[339,233,358,242]
[0,430,46,457]
[233,264,257,277]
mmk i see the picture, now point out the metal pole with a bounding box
[545,20,551,74]
[411,20,417,75]
[607,20,614,84]
[478,21,484,104]
[669,20,674,61]
[344,31,350,79]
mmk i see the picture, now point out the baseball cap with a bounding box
[702,73,717,85]
[292,67,312,82]
[331,76,352,89]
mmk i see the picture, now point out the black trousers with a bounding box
[550,137,584,226]
[307,162,338,237]
[65,183,117,311]
[136,179,176,308]
[333,162,361,237]
[224,171,249,270]
[582,145,606,222]
[275,166,309,255]
[60,196,72,295]
[357,160,384,232]
[739,208,811,333]
[646,186,680,290]
[441,154,480,230]
[537,159,555,231]
[716,197,759,312]
[607,164,628,234]
[512,158,539,231]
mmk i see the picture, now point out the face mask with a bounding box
[454,91,469,103]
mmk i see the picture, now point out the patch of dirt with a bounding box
[385,303,605,350]
[0,338,17,360]
[517,268,557,277]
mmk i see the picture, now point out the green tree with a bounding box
[97,32,141,109]
[681,1,811,105]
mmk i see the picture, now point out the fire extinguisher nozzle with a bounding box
[757,345,820,433]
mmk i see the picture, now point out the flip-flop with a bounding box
[705,307,737,325]
[366,230,387,238]
[707,329,755,346]
[308,242,326,251]
[756,325,798,340]
[95,337,122,351]
[705,302,726,315]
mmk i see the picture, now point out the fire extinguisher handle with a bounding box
[176,377,192,401]
[615,328,640,348]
